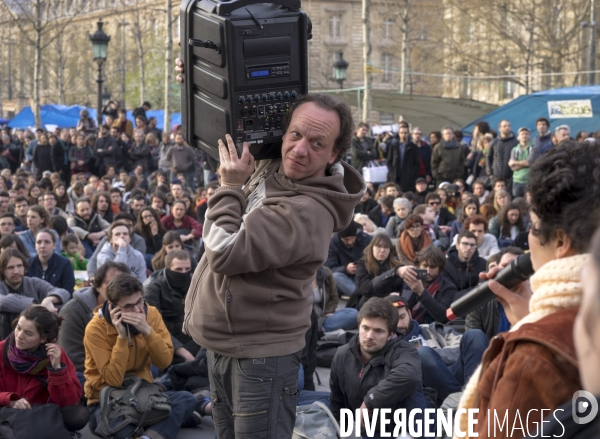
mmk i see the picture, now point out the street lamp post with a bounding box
[583,0,597,85]
[89,19,111,126]
[102,87,111,108]
[333,50,349,90]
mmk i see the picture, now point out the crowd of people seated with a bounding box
[0,105,598,439]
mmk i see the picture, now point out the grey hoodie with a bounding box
[184,159,365,358]
[97,242,147,282]
[57,287,97,372]
[87,234,147,277]
[0,277,71,340]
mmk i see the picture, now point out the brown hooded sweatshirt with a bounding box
[184,159,365,358]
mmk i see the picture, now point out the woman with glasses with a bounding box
[396,214,432,266]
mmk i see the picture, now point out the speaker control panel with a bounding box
[234,89,300,144]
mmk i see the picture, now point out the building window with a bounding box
[329,15,341,38]
[465,22,473,43]
[502,72,515,100]
[382,53,393,82]
[542,62,552,90]
[383,18,394,40]
[380,112,394,125]
[459,66,471,98]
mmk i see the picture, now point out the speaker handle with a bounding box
[214,0,301,15]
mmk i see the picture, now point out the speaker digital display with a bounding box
[180,0,312,160]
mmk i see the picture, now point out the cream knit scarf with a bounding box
[453,253,588,438]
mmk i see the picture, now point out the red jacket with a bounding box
[0,340,82,408]
[161,214,203,239]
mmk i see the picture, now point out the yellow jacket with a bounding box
[83,304,173,405]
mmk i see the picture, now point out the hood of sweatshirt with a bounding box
[270,161,366,233]
[442,139,457,149]
[73,286,98,315]
[498,132,516,143]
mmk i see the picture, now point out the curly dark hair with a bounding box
[528,140,600,251]
[282,93,354,163]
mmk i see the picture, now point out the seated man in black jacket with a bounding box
[444,231,487,296]
[330,297,429,437]
[144,249,198,362]
[325,221,372,298]
[367,195,395,228]
[397,246,458,324]
[354,188,378,215]
[465,247,523,340]
[389,296,488,407]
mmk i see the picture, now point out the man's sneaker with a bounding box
[181,411,202,428]
[321,328,346,342]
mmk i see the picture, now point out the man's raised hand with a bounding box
[219,134,254,188]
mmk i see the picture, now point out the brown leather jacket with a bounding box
[473,307,581,439]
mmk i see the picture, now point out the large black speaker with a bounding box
[180,0,312,160]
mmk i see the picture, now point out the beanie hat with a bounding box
[338,221,359,238]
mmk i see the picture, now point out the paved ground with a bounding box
[81,366,333,439]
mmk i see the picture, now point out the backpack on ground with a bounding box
[0,404,71,439]
[94,374,172,439]
[293,401,340,439]
[316,332,354,368]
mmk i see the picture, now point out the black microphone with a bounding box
[446,253,534,321]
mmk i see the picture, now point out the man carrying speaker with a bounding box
[176,65,365,439]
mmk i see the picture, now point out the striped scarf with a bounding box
[3,332,49,376]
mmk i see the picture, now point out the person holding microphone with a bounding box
[454,140,600,439]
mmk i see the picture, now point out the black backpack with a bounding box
[0,404,71,439]
[94,375,171,439]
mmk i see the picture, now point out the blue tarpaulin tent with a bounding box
[0,118,9,126]
[8,104,181,131]
[461,86,600,136]
[8,105,96,130]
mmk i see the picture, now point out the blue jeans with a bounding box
[145,253,154,271]
[359,385,430,439]
[207,349,301,439]
[322,308,359,332]
[333,272,357,296]
[82,240,95,259]
[88,390,197,439]
[296,390,331,408]
[513,182,528,198]
[418,329,488,406]
[76,371,86,390]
